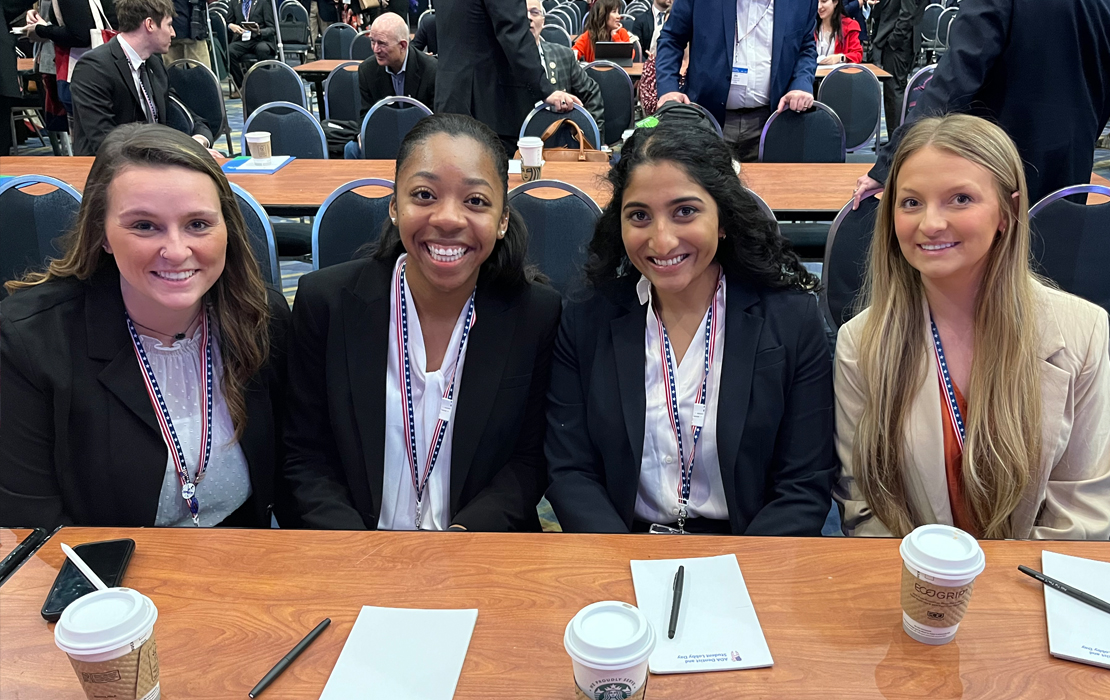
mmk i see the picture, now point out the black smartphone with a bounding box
[40,539,135,622]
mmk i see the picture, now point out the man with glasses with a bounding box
[526,0,605,141]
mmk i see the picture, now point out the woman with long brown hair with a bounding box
[835,114,1110,540]
[572,0,633,63]
[0,123,295,529]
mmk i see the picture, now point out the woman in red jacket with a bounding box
[814,0,863,65]
[573,0,633,63]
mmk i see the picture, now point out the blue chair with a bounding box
[167,59,236,155]
[350,32,374,60]
[758,102,846,163]
[359,96,433,160]
[0,175,82,296]
[520,102,603,152]
[817,64,882,152]
[229,183,281,289]
[901,64,936,126]
[540,24,572,47]
[242,59,307,118]
[321,22,357,59]
[323,61,361,121]
[165,95,194,135]
[278,0,311,64]
[1030,184,1110,315]
[585,60,635,146]
[241,101,328,159]
[820,189,882,330]
[507,179,602,292]
[312,179,396,270]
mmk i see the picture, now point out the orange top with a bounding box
[573,27,633,63]
[939,375,978,536]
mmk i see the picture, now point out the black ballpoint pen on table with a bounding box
[668,565,685,639]
[249,618,331,698]
[1018,565,1110,615]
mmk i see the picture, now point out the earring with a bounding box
[390,217,397,225]
[498,229,506,239]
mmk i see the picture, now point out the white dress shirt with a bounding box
[650,6,668,54]
[380,254,472,531]
[726,0,774,110]
[116,35,155,122]
[816,28,835,59]
[635,274,729,524]
[150,327,252,527]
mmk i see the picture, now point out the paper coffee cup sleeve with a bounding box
[69,634,160,700]
[574,675,648,700]
[900,565,975,629]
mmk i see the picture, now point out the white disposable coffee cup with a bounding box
[517,136,544,167]
[899,524,985,645]
[245,131,273,162]
[55,588,161,699]
[564,601,655,700]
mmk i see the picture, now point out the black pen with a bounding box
[668,565,684,639]
[249,618,331,698]
[1018,565,1110,616]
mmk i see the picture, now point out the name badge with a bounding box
[438,397,454,422]
[691,403,706,428]
[241,29,252,40]
[731,67,749,86]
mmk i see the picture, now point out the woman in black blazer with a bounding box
[0,124,292,529]
[284,114,561,532]
[545,124,838,535]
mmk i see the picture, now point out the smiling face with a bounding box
[620,161,723,298]
[103,164,227,324]
[817,0,836,21]
[390,133,508,296]
[893,145,1008,289]
[608,8,622,31]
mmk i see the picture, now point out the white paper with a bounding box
[630,554,772,674]
[235,155,293,171]
[319,606,479,700]
[1042,551,1110,669]
[508,159,522,174]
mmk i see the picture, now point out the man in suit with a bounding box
[868,0,923,138]
[434,0,583,157]
[70,0,213,156]
[624,0,671,55]
[656,0,819,161]
[854,0,1110,205]
[525,0,604,139]
[227,0,276,88]
[164,0,210,68]
[344,12,437,158]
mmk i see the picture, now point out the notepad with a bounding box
[318,606,478,700]
[629,554,773,674]
[1042,551,1110,669]
[220,155,294,174]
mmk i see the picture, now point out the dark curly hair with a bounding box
[584,124,820,292]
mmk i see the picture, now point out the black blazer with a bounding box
[545,274,838,535]
[357,47,438,118]
[433,0,555,137]
[283,257,562,531]
[871,0,1110,203]
[70,37,213,156]
[0,266,294,529]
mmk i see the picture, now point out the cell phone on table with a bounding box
[40,539,135,622]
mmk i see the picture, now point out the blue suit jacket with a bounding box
[656,0,819,125]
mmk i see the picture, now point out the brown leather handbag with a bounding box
[536,119,609,162]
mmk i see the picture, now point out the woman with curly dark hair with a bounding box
[545,124,837,535]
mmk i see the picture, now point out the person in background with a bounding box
[411,7,436,54]
[22,0,118,117]
[0,124,295,530]
[526,0,604,141]
[835,114,1110,540]
[307,0,338,49]
[1,0,36,155]
[344,12,436,158]
[624,0,671,56]
[814,0,862,65]
[69,0,214,156]
[867,0,923,143]
[572,0,632,63]
[655,0,818,162]
[284,114,561,532]
[227,0,276,89]
[842,0,870,45]
[545,123,837,535]
[163,0,210,69]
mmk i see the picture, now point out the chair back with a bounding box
[937,6,958,47]
[209,12,230,81]
[168,59,231,146]
[918,3,944,43]
[540,24,572,47]
[241,101,329,159]
[520,102,603,151]
[229,183,281,288]
[278,1,311,49]
[547,7,574,32]
[900,64,936,125]
[820,190,881,330]
[542,0,559,10]
[165,95,195,135]
[242,60,307,118]
[759,102,845,163]
[312,179,396,270]
[584,60,635,146]
[350,32,373,60]
[322,22,357,59]
[817,64,881,152]
[0,176,82,297]
[323,61,361,121]
[1029,185,1110,314]
[359,96,434,159]
[507,180,602,292]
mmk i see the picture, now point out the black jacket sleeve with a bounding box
[69,54,121,156]
[482,0,553,101]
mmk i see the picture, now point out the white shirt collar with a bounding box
[636,274,653,306]
[117,35,143,69]
[386,49,409,77]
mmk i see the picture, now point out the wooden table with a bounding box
[3,529,1109,699]
[17,57,35,74]
[816,62,892,80]
[294,60,360,117]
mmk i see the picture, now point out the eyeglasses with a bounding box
[527,8,544,16]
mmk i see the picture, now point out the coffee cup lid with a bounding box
[900,524,985,580]
[564,601,655,670]
[55,588,158,658]
[517,136,544,148]
[245,131,271,141]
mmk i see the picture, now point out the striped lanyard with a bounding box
[656,280,720,530]
[930,317,965,451]
[396,261,476,529]
[126,311,213,527]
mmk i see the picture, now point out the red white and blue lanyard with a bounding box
[656,280,720,530]
[396,261,476,529]
[126,311,213,526]
[930,317,965,452]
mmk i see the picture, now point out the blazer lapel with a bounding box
[610,295,647,471]
[110,39,143,115]
[404,49,422,97]
[449,286,517,512]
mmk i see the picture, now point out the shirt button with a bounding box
[664,456,674,464]
[671,507,680,515]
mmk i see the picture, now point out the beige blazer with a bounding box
[833,284,1110,539]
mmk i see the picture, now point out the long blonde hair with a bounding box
[5,124,270,440]
[852,114,1042,539]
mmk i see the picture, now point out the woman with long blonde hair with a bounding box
[834,114,1110,540]
[0,124,296,529]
